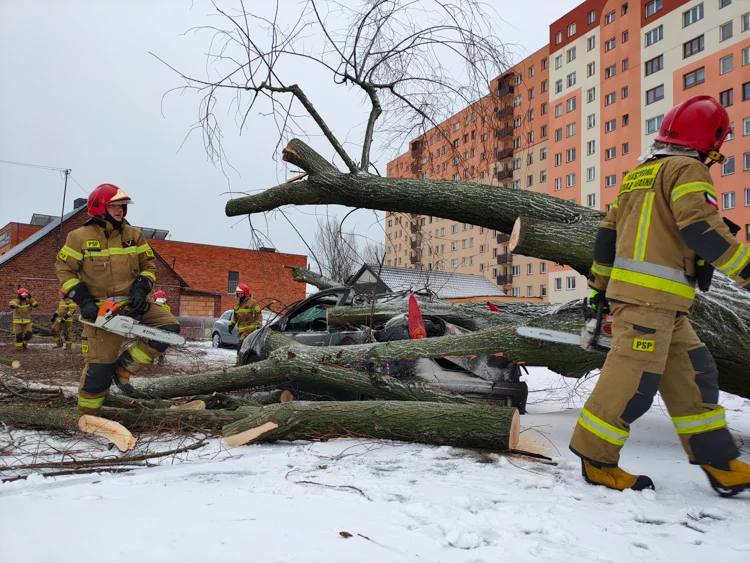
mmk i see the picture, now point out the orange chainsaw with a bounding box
[80,300,185,346]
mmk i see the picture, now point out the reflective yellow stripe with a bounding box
[671,181,716,202]
[12,319,31,324]
[238,324,258,331]
[140,271,156,282]
[718,245,750,277]
[612,198,619,209]
[62,245,83,260]
[591,262,612,277]
[78,396,105,409]
[633,193,654,261]
[672,408,726,435]
[137,244,151,254]
[128,343,153,365]
[14,342,23,348]
[578,408,629,446]
[611,268,696,300]
[62,279,82,292]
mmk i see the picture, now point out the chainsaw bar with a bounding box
[81,314,185,346]
[515,326,581,346]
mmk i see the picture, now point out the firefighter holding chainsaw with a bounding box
[228,283,262,365]
[570,95,750,496]
[8,288,38,350]
[52,289,77,350]
[56,184,181,414]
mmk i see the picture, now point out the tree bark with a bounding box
[286,266,340,290]
[223,400,519,451]
[249,389,296,404]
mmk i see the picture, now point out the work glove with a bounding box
[67,282,99,322]
[79,300,99,322]
[51,313,58,323]
[129,275,153,314]
[228,324,235,334]
[696,218,741,293]
[589,289,610,314]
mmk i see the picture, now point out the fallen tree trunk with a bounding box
[286,266,340,290]
[0,356,21,369]
[223,400,519,451]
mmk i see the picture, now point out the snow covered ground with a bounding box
[2,367,749,563]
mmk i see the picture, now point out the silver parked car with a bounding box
[212,309,277,348]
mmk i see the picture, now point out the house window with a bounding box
[719,89,733,107]
[587,167,596,181]
[587,9,596,24]
[554,278,563,291]
[605,38,615,52]
[605,65,617,79]
[452,224,459,233]
[723,192,736,210]
[587,114,596,129]
[683,3,704,27]
[606,174,617,187]
[645,26,663,46]
[451,241,459,251]
[511,179,521,190]
[587,88,596,103]
[512,287,521,297]
[646,115,664,134]
[512,265,521,276]
[720,21,733,42]
[721,55,734,74]
[645,0,663,18]
[684,67,705,89]
[683,36,704,58]
[605,147,617,160]
[605,92,616,105]
[567,46,577,63]
[722,156,735,176]
[528,131,534,143]
[566,276,577,290]
[513,137,522,149]
[228,271,240,294]
[588,35,596,51]
[646,85,664,105]
[540,284,547,297]
[527,263,533,275]
[605,11,615,25]
[567,72,577,87]
[605,119,617,132]
[527,175,533,187]
[743,13,750,33]
[566,173,576,187]
[587,62,596,77]
[587,193,596,207]
[567,97,577,112]
[527,286,534,297]
[645,55,663,76]
[540,262,547,274]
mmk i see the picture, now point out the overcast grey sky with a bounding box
[0,0,582,260]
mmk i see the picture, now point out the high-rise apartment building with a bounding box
[386,0,750,303]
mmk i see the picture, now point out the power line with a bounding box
[68,174,89,195]
[0,158,68,172]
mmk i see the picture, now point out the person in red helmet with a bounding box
[227,283,262,365]
[56,184,181,415]
[8,288,38,350]
[51,288,77,350]
[570,95,750,496]
[153,290,170,313]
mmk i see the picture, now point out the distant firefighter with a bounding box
[9,288,38,350]
[52,289,77,350]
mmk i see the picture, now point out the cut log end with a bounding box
[78,415,137,452]
[508,408,520,450]
[224,421,279,447]
[168,400,206,411]
[279,390,295,403]
[509,217,522,253]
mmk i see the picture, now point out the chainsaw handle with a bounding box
[588,303,604,349]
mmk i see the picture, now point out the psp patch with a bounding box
[86,240,101,249]
[632,338,655,352]
[58,250,68,261]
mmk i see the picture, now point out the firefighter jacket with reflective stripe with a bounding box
[230,297,262,331]
[56,298,77,322]
[56,219,156,301]
[589,156,750,313]
[9,298,38,323]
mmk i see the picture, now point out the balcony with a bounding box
[497,233,510,244]
[410,162,422,174]
[496,147,513,161]
[411,239,421,250]
[495,106,513,119]
[496,274,513,286]
[497,84,514,98]
[410,254,422,265]
[495,167,512,181]
[496,252,512,265]
[495,126,512,139]
[410,223,420,234]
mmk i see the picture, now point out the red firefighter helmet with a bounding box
[235,283,251,297]
[87,184,134,218]
[59,288,67,296]
[656,95,731,155]
[153,290,167,300]
[17,287,29,297]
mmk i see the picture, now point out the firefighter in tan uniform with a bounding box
[8,288,38,350]
[56,184,181,415]
[52,289,77,349]
[228,283,262,365]
[570,96,750,496]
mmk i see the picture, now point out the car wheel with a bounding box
[212,332,222,348]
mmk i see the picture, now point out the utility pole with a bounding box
[57,169,71,251]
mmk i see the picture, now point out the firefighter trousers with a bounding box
[235,328,256,365]
[54,320,73,346]
[12,322,32,348]
[569,303,738,467]
[78,302,180,414]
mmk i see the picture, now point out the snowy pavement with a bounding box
[1,368,750,563]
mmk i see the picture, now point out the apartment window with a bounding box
[542,57,548,69]
[555,153,563,166]
[605,38,616,52]
[605,92,616,106]
[745,47,750,66]
[554,278,563,291]
[720,21,733,42]
[720,89,733,107]
[540,170,547,182]
[529,87,535,100]
[622,142,629,155]
[646,115,663,134]
[683,4,704,27]
[528,131,535,143]
[567,72,577,87]
[450,259,458,269]
[605,147,616,160]
[511,179,520,190]
[743,13,750,32]
[567,97,576,112]
[721,55,734,75]
[513,137,522,149]
[646,26,663,46]
[512,265,521,276]
[744,82,750,101]
[555,104,563,117]
[555,128,563,142]
[744,117,750,136]
[588,35,596,51]
[540,147,547,160]
[513,95,522,107]
[529,65,535,78]
[512,158,521,170]
[587,88,596,103]
[605,119,617,132]
[541,102,548,116]
[587,193,596,207]
[541,284,547,297]
[683,36,704,58]
[587,9,596,24]
[567,47,577,63]
[622,58,629,71]
[720,0,731,7]
[723,192,736,210]
[605,11,615,25]
[605,174,617,187]
[622,30,629,43]
[566,148,577,162]
[645,55,663,76]
[451,241,458,251]
[684,67,705,89]
[527,263,534,275]
[567,123,577,137]
[512,287,521,297]
[646,85,664,105]
[722,156,735,176]
[568,23,577,37]
[645,0,662,18]
[452,224,459,234]
[623,3,629,15]
[587,140,596,155]
[554,178,562,191]
[513,116,522,128]
[622,86,629,99]
[541,80,548,94]
[587,115,596,129]
[746,188,750,206]
[587,167,596,181]
[566,173,577,187]
[745,152,750,171]
[623,114,629,126]
[541,125,548,137]
[567,276,577,290]
[555,55,563,69]
[555,80,563,94]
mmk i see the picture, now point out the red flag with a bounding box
[408,294,427,339]
[487,301,500,312]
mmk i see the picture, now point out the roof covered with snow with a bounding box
[350,263,504,299]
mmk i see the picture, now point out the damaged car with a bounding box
[240,286,528,412]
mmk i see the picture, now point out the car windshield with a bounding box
[221,311,233,321]
[285,292,345,332]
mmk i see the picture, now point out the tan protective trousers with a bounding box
[235,328,257,365]
[569,303,738,467]
[53,319,73,346]
[12,322,32,348]
[78,302,179,414]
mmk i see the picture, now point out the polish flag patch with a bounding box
[705,192,718,209]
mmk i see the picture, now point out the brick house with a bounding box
[0,202,306,317]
